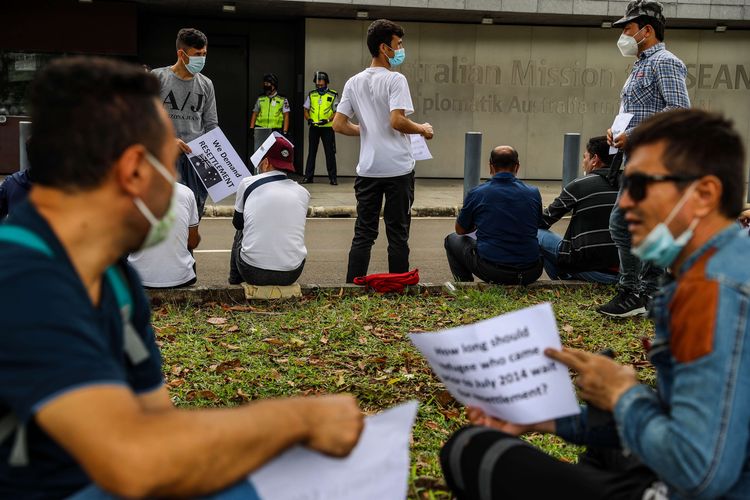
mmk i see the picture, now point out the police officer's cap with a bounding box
[613,0,666,27]
[263,73,279,88]
[313,71,329,83]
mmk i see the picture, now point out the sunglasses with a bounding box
[622,173,701,202]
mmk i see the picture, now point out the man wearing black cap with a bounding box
[250,74,290,136]
[598,0,690,317]
[302,71,339,185]
[229,132,310,286]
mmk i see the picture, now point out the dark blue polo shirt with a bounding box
[0,200,163,499]
[457,172,542,266]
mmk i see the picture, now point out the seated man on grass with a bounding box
[444,146,543,285]
[537,136,620,283]
[128,182,202,288]
[229,133,310,287]
[0,57,362,499]
[441,109,750,499]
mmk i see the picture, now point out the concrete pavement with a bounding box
[204,177,566,217]
[191,216,572,288]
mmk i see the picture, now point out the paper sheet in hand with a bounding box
[248,401,418,500]
[609,113,634,154]
[409,134,432,161]
[410,303,579,424]
[186,128,252,203]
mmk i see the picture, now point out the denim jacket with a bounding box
[559,225,750,498]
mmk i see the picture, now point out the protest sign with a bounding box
[186,128,252,203]
[248,401,418,500]
[410,303,579,424]
[409,134,433,161]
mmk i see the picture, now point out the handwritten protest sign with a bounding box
[248,401,418,500]
[410,303,579,424]
[186,128,252,203]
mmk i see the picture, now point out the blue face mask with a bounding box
[386,47,406,67]
[631,183,700,268]
[316,87,327,94]
[185,55,206,75]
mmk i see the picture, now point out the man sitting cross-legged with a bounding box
[229,133,310,287]
[444,146,543,285]
[537,136,620,284]
[440,109,750,499]
[0,57,362,499]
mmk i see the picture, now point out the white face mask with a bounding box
[617,27,647,57]
[133,151,177,250]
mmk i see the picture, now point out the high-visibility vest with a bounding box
[256,94,286,129]
[307,89,337,127]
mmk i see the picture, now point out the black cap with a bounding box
[313,71,329,84]
[613,0,666,28]
[263,73,278,88]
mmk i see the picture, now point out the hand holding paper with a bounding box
[608,113,634,154]
[410,303,580,425]
[545,347,637,412]
[409,134,433,161]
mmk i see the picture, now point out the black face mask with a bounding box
[264,85,273,95]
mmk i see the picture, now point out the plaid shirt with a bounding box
[621,42,690,134]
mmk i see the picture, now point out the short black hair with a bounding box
[490,147,519,170]
[366,19,404,57]
[635,16,664,41]
[625,109,746,218]
[176,28,207,51]
[586,136,611,167]
[28,56,166,191]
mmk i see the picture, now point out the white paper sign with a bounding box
[186,128,252,203]
[409,134,432,161]
[609,112,634,154]
[410,303,580,424]
[248,401,418,500]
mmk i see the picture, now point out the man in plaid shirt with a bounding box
[598,0,690,317]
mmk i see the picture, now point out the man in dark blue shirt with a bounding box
[0,170,32,219]
[444,146,543,285]
[0,56,363,499]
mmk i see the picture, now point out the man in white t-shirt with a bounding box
[333,19,434,283]
[128,183,201,288]
[229,133,310,286]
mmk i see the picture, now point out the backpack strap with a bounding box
[0,225,147,468]
[242,174,287,207]
[233,174,287,231]
[0,226,54,257]
[104,266,150,365]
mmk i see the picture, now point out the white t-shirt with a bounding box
[336,67,415,178]
[234,171,310,271]
[128,183,199,287]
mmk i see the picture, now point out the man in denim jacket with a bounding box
[441,109,749,499]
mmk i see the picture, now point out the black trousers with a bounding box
[229,230,304,286]
[303,126,337,182]
[444,233,543,285]
[177,154,208,220]
[441,427,661,500]
[346,172,415,283]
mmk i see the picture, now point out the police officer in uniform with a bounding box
[302,71,338,185]
[250,73,290,135]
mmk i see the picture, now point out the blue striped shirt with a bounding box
[621,43,690,134]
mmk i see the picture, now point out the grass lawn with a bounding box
[152,285,655,499]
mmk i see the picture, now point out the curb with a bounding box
[146,280,593,306]
[203,205,461,218]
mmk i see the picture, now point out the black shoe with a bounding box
[597,290,646,318]
[330,179,338,185]
[228,276,242,285]
[301,178,314,184]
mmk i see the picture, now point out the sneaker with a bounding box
[597,290,646,318]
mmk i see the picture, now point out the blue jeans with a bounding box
[609,190,663,295]
[68,480,261,499]
[537,229,618,284]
